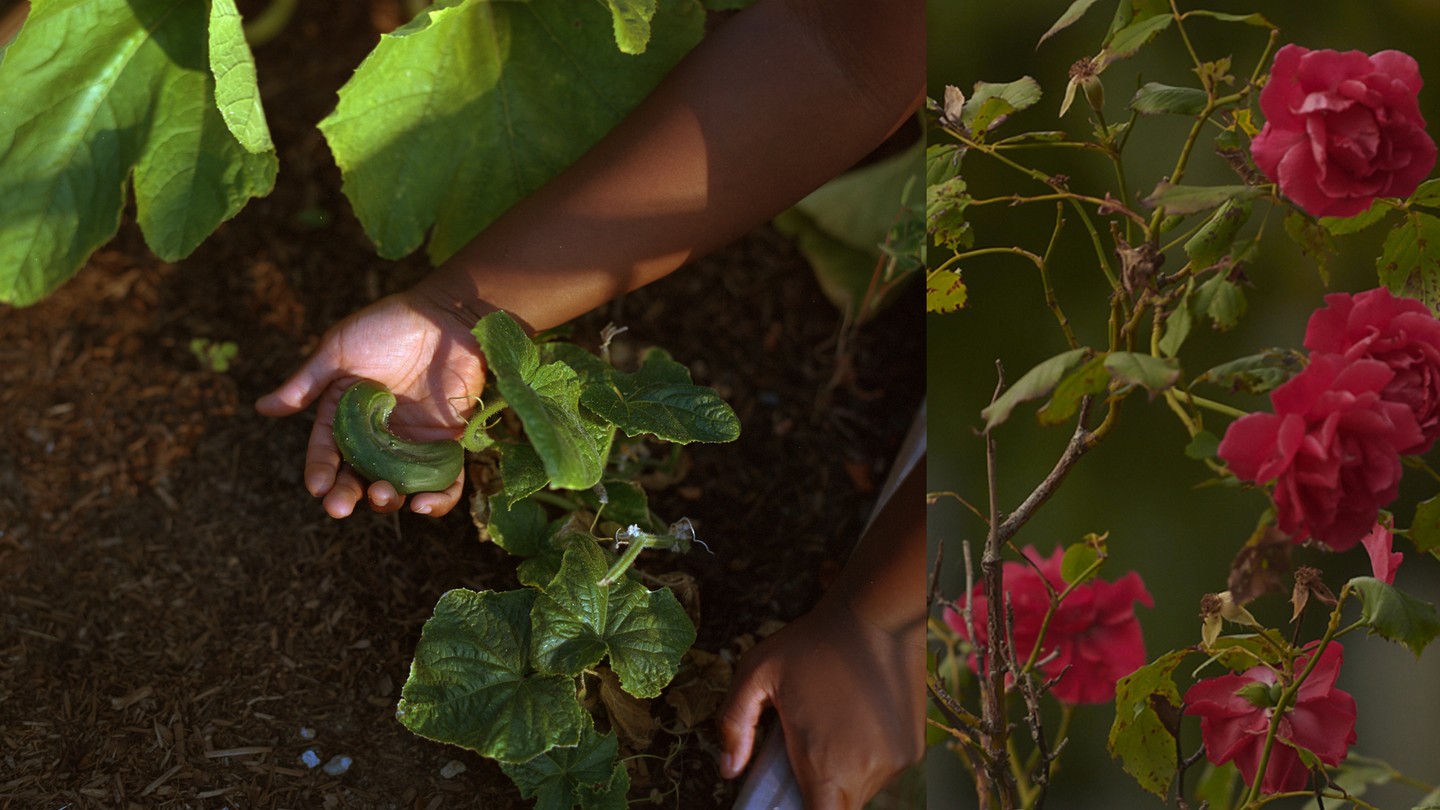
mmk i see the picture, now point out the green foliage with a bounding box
[1184,200,1253,272]
[1192,349,1305,395]
[1109,649,1188,797]
[500,725,630,810]
[1037,354,1110,425]
[927,176,975,250]
[1320,202,1388,236]
[1410,493,1440,553]
[0,0,276,306]
[1146,184,1262,216]
[1060,535,1106,585]
[1348,576,1440,658]
[981,348,1091,431]
[1377,211,1440,312]
[318,0,703,265]
[1130,82,1208,116]
[397,588,590,763]
[1104,351,1180,394]
[926,269,969,313]
[581,348,741,444]
[962,78,1044,136]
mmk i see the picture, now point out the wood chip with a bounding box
[204,746,272,758]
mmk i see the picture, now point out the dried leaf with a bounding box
[596,666,656,750]
[1228,527,1291,605]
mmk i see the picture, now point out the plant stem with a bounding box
[1039,204,1080,349]
[1184,392,1249,420]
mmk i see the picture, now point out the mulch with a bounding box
[0,1,924,807]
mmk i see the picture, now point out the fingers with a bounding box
[409,472,465,517]
[303,388,346,498]
[717,657,776,779]
[256,354,340,417]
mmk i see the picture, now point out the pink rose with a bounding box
[1305,287,1440,453]
[1218,354,1422,551]
[944,546,1152,705]
[1251,44,1436,218]
[1360,520,1403,585]
[1185,642,1357,795]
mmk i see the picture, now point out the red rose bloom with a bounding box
[1218,354,1422,551]
[1305,287,1440,454]
[1251,44,1436,218]
[1185,642,1357,795]
[944,546,1152,705]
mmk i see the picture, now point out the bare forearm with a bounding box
[414,0,924,332]
[826,453,927,639]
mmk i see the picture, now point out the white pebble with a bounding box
[300,749,321,769]
[322,755,353,776]
[299,726,317,740]
[440,759,467,779]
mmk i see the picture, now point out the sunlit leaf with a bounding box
[581,348,740,444]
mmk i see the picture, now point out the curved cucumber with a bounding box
[332,380,463,495]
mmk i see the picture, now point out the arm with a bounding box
[718,454,927,809]
[257,0,924,518]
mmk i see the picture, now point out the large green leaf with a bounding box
[1108,649,1188,797]
[487,495,551,556]
[208,0,273,153]
[981,348,1091,431]
[500,725,629,810]
[1348,576,1440,658]
[476,312,605,491]
[582,348,740,444]
[0,0,277,306]
[1378,211,1440,312]
[396,588,589,763]
[318,0,703,264]
[530,538,695,698]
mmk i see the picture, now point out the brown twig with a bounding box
[980,362,1020,809]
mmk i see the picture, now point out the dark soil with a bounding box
[0,3,923,808]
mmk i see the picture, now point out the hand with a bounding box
[256,289,487,518]
[717,593,925,810]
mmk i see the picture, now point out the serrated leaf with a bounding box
[962,78,1042,133]
[1037,354,1110,426]
[1184,200,1253,272]
[1105,352,1180,393]
[501,443,552,506]
[926,269,968,313]
[519,552,567,591]
[0,0,277,306]
[318,0,702,263]
[1410,178,1440,206]
[487,495,551,557]
[1145,184,1261,216]
[1038,0,1107,45]
[981,348,1091,431]
[1102,13,1173,64]
[601,0,657,54]
[926,144,965,187]
[1130,82,1208,116]
[1411,494,1440,553]
[476,312,604,491]
[1320,202,1387,236]
[500,724,622,810]
[1348,576,1440,657]
[1193,349,1304,395]
[1109,649,1188,797]
[208,0,273,153]
[396,588,588,763]
[581,348,739,444]
[530,538,695,698]
[927,176,974,250]
[1378,211,1440,312]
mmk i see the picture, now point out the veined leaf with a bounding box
[1320,202,1387,236]
[1108,649,1188,797]
[1184,199,1252,272]
[1130,82,1208,116]
[1378,211,1440,313]
[981,348,1091,431]
[530,538,695,698]
[582,348,740,444]
[500,725,629,809]
[1105,351,1180,394]
[208,0,273,153]
[319,0,703,264]
[1037,353,1109,426]
[962,78,1042,134]
[1145,184,1261,216]
[396,588,588,763]
[926,269,968,313]
[601,0,657,54]
[475,312,605,491]
[0,0,277,306]
[1348,576,1440,658]
[1192,348,1304,395]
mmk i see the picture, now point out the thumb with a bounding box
[256,354,341,417]
[717,657,776,779]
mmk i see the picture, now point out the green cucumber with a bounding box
[332,380,463,494]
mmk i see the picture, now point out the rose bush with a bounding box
[1305,287,1440,453]
[1218,353,1422,550]
[1184,642,1357,795]
[1251,44,1436,218]
[945,546,1152,705]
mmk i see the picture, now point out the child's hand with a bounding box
[256,290,486,518]
[718,594,925,810]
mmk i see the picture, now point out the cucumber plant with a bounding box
[389,311,739,807]
[0,0,707,305]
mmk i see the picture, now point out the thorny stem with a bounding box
[1039,204,1080,349]
[981,363,1019,809]
[968,193,1149,227]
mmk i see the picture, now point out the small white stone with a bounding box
[300,749,321,769]
[322,755,353,776]
[439,759,467,779]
